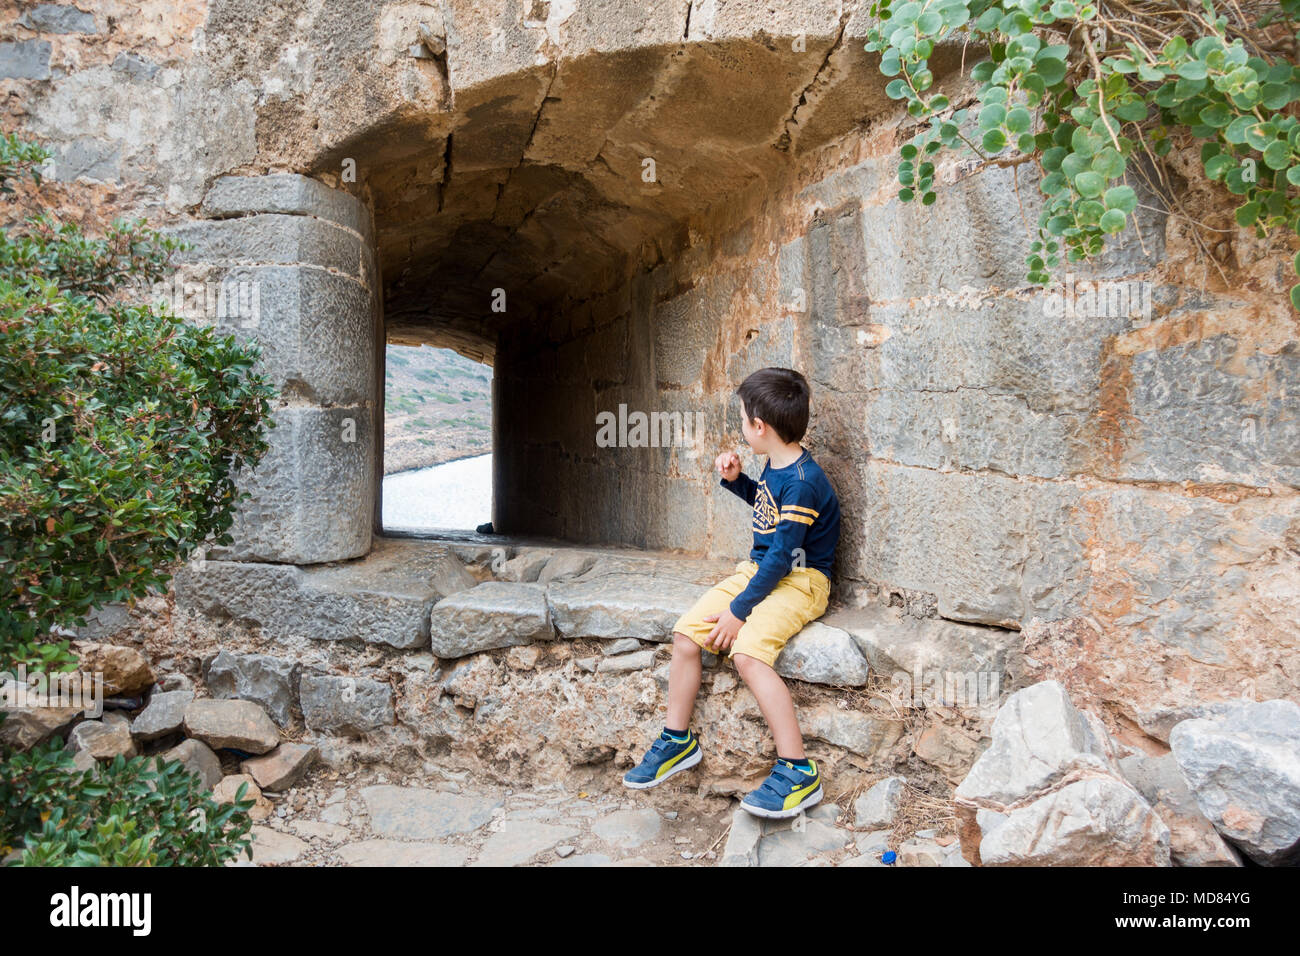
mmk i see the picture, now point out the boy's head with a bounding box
[736,367,810,451]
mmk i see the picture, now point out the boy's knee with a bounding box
[734,652,771,678]
[672,632,701,656]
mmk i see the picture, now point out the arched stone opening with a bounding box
[350,32,914,552]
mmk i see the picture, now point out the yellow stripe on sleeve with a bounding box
[780,512,814,525]
[783,504,819,517]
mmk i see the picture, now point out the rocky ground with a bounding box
[12,537,1292,868]
[235,761,963,868]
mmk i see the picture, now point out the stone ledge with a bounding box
[167,214,366,281]
[201,173,372,242]
[175,539,475,649]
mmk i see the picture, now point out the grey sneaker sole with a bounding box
[621,742,702,790]
[740,783,824,818]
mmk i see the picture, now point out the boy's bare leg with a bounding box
[666,632,703,730]
[733,653,805,759]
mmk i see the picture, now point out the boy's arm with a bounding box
[728,480,818,620]
[720,471,758,506]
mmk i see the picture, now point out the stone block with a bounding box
[20,6,98,34]
[160,738,223,790]
[218,404,373,564]
[176,539,464,649]
[183,698,281,754]
[822,605,1022,707]
[204,650,297,727]
[1124,335,1300,488]
[241,742,318,792]
[201,173,371,239]
[428,582,553,657]
[168,214,364,280]
[165,265,374,406]
[0,40,51,80]
[299,674,395,735]
[774,621,870,687]
[547,572,705,641]
[858,461,1087,627]
[131,690,194,741]
[1170,699,1300,866]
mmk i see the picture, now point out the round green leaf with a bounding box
[1199,103,1233,128]
[979,103,1007,129]
[1060,152,1088,179]
[1076,200,1105,225]
[1042,146,1068,171]
[1046,215,1071,235]
[1263,140,1291,170]
[1090,147,1125,178]
[1074,170,1105,197]
[1099,209,1127,233]
[1103,185,1137,212]
[1040,171,1068,195]
[1006,107,1032,134]
[982,128,1007,152]
[1261,82,1293,109]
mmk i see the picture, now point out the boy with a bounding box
[622,367,841,818]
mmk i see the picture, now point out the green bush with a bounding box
[0,731,255,866]
[0,133,276,670]
[0,132,274,865]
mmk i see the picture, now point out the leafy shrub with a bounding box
[0,731,255,866]
[0,133,276,670]
[0,132,273,865]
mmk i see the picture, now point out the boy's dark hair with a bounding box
[737,367,810,444]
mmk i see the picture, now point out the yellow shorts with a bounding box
[672,560,830,668]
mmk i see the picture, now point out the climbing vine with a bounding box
[864,0,1300,308]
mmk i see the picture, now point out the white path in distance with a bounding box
[382,453,492,531]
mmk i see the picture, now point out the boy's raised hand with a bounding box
[715,451,741,482]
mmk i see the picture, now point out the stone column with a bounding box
[169,174,378,564]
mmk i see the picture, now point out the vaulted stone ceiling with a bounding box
[333,21,920,362]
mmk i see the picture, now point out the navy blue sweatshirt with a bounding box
[719,447,840,620]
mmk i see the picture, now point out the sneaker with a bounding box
[622,729,702,790]
[740,758,823,818]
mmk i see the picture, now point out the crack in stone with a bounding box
[774,12,851,153]
[436,133,453,214]
[472,64,561,285]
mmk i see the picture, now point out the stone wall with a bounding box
[493,126,1300,726]
[4,0,1298,737]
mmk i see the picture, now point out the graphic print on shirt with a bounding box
[753,481,779,534]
